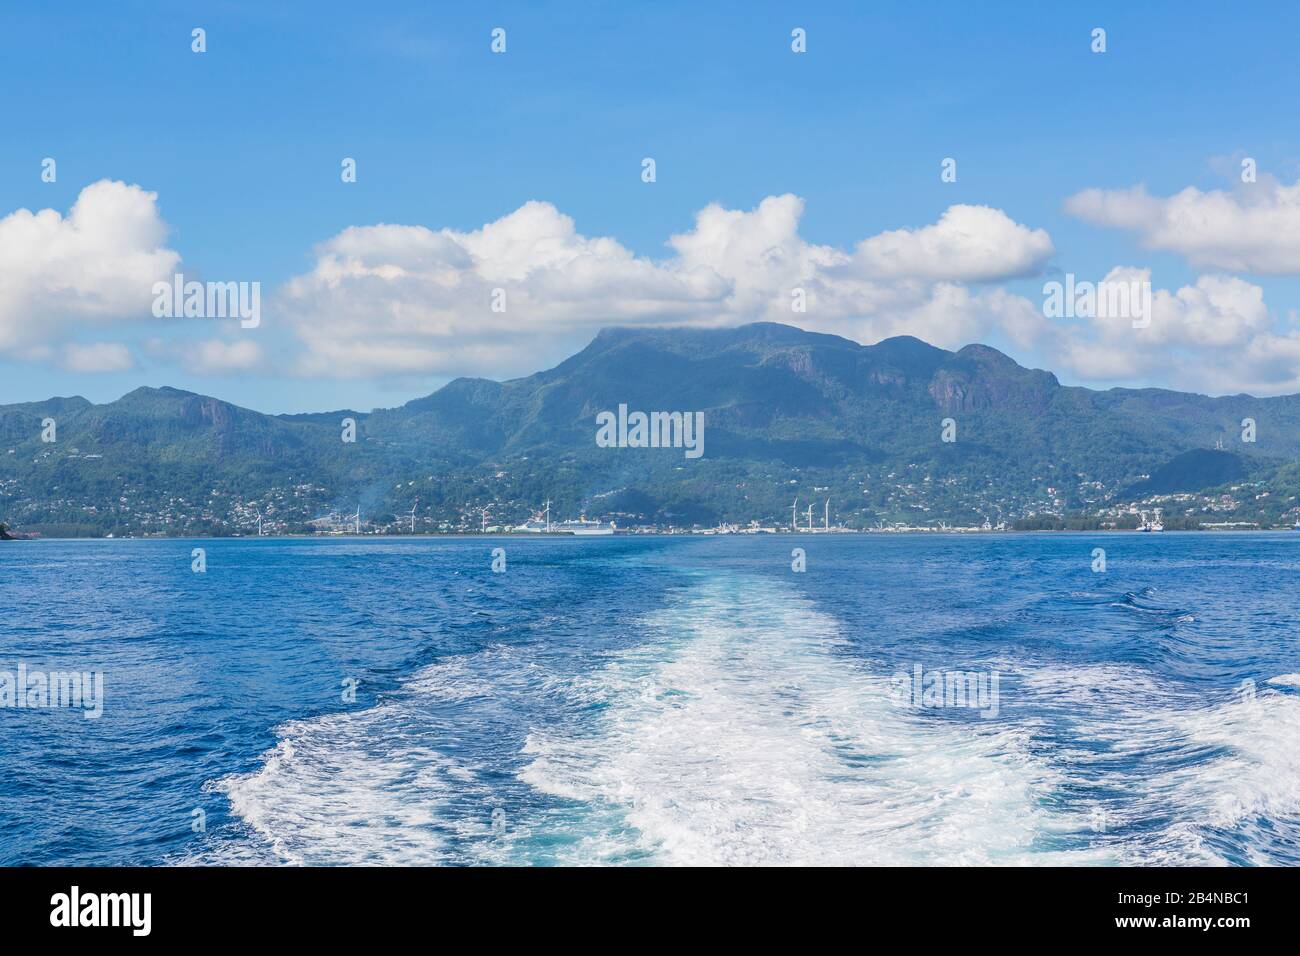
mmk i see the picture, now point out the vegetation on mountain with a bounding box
[2,323,1297,535]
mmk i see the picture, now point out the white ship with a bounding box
[513,501,615,534]
[552,518,617,536]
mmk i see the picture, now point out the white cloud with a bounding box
[852,204,1054,282]
[1065,179,1300,274]
[142,337,266,375]
[0,180,179,354]
[1042,269,1299,393]
[59,342,135,373]
[14,182,1300,399]
[180,339,264,375]
[281,195,1056,378]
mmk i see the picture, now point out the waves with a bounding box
[186,649,538,866]
[14,535,1300,867]
[204,708,464,865]
[519,575,1074,865]
[1004,659,1300,865]
[199,572,1078,865]
[187,545,1300,867]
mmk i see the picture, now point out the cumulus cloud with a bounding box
[280,195,1055,378]
[1065,179,1300,274]
[852,204,1054,282]
[1040,268,1300,393]
[0,180,180,355]
[13,181,1300,397]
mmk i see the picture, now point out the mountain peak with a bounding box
[955,343,1009,360]
[116,385,200,403]
[954,343,1060,387]
[862,334,952,378]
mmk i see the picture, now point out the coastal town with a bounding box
[2,465,1295,538]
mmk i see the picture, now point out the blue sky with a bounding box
[4,0,1300,412]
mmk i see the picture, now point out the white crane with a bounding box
[791,498,799,532]
[254,506,263,537]
[824,498,830,531]
[409,497,418,534]
[806,502,814,531]
[350,506,361,535]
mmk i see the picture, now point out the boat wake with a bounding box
[185,569,1300,866]
[1013,662,1300,865]
[518,574,1080,865]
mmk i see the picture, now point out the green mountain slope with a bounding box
[2,323,1296,534]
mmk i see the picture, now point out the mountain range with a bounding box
[2,322,1296,535]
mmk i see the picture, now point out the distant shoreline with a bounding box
[5,528,1299,541]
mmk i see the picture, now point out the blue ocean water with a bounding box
[2,533,1299,866]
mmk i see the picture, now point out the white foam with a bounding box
[192,572,1300,866]
[1014,662,1300,865]
[198,650,542,866]
[211,706,461,865]
[1166,687,1300,863]
[519,576,1082,865]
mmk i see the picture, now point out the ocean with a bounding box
[2,533,1298,866]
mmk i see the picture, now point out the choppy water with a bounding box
[2,534,1299,866]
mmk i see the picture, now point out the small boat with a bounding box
[1137,509,1164,532]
